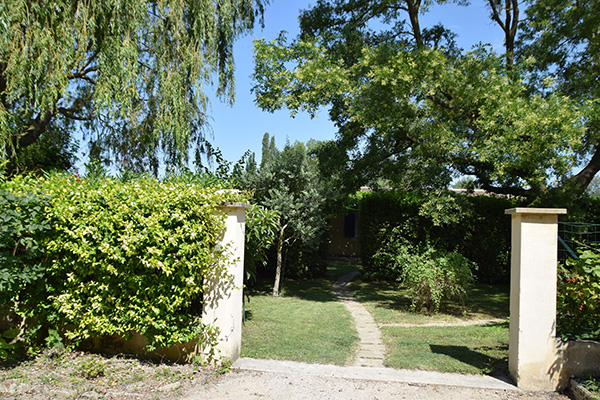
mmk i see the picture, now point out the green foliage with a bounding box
[579,376,600,398]
[357,190,423,278]
[522,0,600,100]
[400,245,476,313]
[244,205,279,283]
[557,249,600,340]
[1,0,266,172]
[372,228,476,312]
[0,328,20,360]
[0,173,239,352]
[453,195,515,283]
[4,120,79,176]
[44,328,64,351]
[75,356,106,379]
[358,190,517,283]
[242,134,329,281]
[0,186,51,312]
[252,0,595,199]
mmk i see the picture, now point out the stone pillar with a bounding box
[202,201,250,363]
[505,207,567,391]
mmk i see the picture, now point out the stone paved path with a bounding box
[332,271,386,367]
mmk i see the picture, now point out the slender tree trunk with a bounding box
[273,224,287,297]
[488,0,519,71]
[406,0,423,48]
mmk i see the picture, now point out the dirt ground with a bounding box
[0,350,222,400]
[182,369,573,400]
[1,351,574,400]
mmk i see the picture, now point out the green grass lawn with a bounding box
[350,278,510,325]
[350,272,510,375]
[382,322,509,375]
[241,264,359,365]
[242,264,510,375]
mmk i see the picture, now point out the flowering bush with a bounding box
[557,249,600,340]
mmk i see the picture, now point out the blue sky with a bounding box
[207,0,506,167]
[73,0,506,172]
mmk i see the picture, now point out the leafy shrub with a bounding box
[399,244,477,313]
[372,226,476,312]
[0,187,51,317]
[557,249,600,340]
[1,173,242,351]
[244,205,279,283]
[358,190,517,283]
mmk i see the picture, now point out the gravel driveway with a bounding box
[182,368,571,400]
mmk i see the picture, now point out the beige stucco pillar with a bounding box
[202,201,250,363]
[505,207,567,391]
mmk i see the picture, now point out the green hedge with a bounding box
[357,190,519,283]
[0,173,243,352]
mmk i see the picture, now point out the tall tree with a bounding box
[520,0,600,193]
[243,135,328,297]
[0,0,267,174]
[252,0,591,200]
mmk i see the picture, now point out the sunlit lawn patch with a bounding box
[241,264,359,365]
[350,272,510,375]
[350,278,509,325]
[382,323,509,375]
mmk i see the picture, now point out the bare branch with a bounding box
[427,94,454,110]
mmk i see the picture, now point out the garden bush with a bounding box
[557,249,600,340]
[358,190,517,283]
[401,246,476,313]
[372,226,476,312]
[244,205,279,283]
[0,189,51,320]
[0,172,245,353]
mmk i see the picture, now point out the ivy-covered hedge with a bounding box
[0,173,243,352]
[357,190,519,283]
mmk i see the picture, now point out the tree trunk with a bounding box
[272,224,287,297]
[571,144,600,192]
[488,0,519,71]
[406,0,423,48]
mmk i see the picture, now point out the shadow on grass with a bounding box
[428,321,509,377]
[351,280,509,318]
[245,264,362,303]
[429,343,509,377]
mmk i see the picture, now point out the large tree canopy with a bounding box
[520,0,600,190]
[252,0,595,200]
[0,0,266,174]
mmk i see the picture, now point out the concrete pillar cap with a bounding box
[505,207,567,215]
